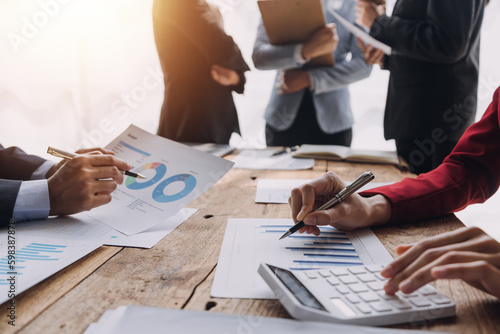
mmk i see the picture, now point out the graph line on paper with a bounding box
[211,218,395,299]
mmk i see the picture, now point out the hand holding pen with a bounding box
[283,171,375,239]
[46,147,142,216]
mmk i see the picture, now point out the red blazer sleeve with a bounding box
[361,87,500,224]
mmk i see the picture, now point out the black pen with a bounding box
[280,171,375,240]
[271,145,300,157]
[47,146,147,179]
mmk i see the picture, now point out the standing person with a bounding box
[153,0,250,144]
[356,0,488,174]
[253,0,371,147]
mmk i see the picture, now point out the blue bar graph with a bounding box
[0,242,66,286]
[118,141,151,157]
[258,224,363,271]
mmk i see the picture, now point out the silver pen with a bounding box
[280,171,375,240]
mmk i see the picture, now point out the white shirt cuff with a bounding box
[31,160,55,180]
[294,44,309,64]
[12,180,51,221]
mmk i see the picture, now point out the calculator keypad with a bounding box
[300,265,454,320]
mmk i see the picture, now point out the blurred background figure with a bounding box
[253,0,371,147]
[153,0,249,144]
[356,0,488,174]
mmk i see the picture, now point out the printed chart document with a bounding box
[84,306,447,334]
[255,179,392,204]
[0,237,100,304]
[232,149,314,170]
[15,209,197,249]
[327,8,391,55]
[86,125,234,235]
[293,144,400,166]
[211,218,393,299]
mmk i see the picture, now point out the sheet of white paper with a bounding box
[211,218,393,299]
[103,208,197,248]
[11,209,197,249]
[86,124,234,235]
[232,149,314,170]
[255,180,393,204]
[84,306,448,334]
[328,8,392,55]
[0,236,100,304]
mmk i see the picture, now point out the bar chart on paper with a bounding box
[0,239,100,304]
[211,219,393,299]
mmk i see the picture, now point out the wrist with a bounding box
[364,195,391,226]
[301,43,313,60]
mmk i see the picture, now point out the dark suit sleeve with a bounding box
[370,0,482,63]
[153,0,249,80]
[0,179,22,226]
[0,144,47,180]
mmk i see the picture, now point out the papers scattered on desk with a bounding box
[13,208,197,249]
[232,149,314,170]
[328,8,391,55]
[86,124,233,235]
[85,305,446,334]
[255,179,393,204]
[0,237,101,304]
[211,218,393,299]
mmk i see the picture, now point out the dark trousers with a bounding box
[396,138,458,174]
[265,91,352,147]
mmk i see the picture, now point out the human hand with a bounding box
[47,153,131,216]
[301,23,338,60]
[381,227,500,299]
[357,38,385,66]
[211,65,240,86]
[288,172,391,235]
[277,69,311,94]
[46,147,116,178]
[355,0,380,31]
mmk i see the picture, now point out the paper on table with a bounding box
[232,149,314,170]
[0,236,101,304]
[84,306,449,334]
[86,124,233,235]
[328,8,391,55]
[12,209,197,249]
[255,179,393,204]
[211,218,393,299]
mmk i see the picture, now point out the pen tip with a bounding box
[279,231,290,240]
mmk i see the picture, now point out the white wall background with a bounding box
[0,0,499,159]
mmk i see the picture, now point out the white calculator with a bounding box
[258,263,455,326]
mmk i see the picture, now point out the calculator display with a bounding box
[267,265,327,312]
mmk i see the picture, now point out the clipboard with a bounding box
[258,0,335,67]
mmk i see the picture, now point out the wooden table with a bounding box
[2,157,499,333]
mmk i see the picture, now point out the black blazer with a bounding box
[371,0,487,142]
[0,145,46,225]
[153,0,250,144]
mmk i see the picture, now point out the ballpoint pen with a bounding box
[47,146,147,179]
[279,171,375,240]
[271,145,300,157]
